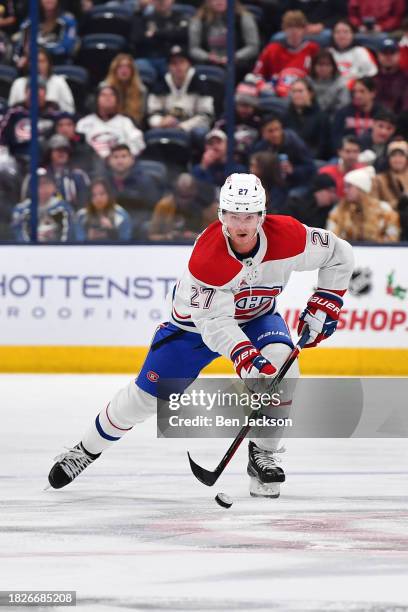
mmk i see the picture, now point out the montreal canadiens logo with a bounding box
[147,370,159,382]
[234,286,282,318]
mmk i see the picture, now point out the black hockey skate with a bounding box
[48,443,100,489]
[247,441,285,498]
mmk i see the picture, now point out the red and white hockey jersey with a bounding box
[170,215,354,359]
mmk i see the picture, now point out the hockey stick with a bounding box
[187,327,310,486]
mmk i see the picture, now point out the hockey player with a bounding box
[48,173,354,497]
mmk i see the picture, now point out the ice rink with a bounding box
[1,374,408,612]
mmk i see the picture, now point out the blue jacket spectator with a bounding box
[252,115,315,189]
[11,170,75,243]
[14,1,77,65]
[75,178,132,242]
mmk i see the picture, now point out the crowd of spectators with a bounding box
[0,0,408,243]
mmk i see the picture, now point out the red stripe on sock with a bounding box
[105,404,133,432]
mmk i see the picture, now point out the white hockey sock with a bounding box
[81,381,156,455]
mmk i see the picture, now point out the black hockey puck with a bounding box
[215,493,233,508]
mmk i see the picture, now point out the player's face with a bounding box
[224,212,260,251]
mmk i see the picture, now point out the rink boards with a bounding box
[0,244,407,375]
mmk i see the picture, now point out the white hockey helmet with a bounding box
[218,173,266,234]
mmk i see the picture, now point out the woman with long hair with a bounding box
[104,54,146,127]
[75,178,132,242]
[9,47,75,113]
[14,0,78,66]
[309,49,350,117]
[327,166,400,242]
[189,0,259,77]
[330,19,377,85]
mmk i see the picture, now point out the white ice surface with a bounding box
[1,374,408,612]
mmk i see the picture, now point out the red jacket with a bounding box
[348,0,406,32]
[254,40,320,81]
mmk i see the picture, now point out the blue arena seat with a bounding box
[76,34,127,86]
[82,4,133,37]
[0,65,17,100]
[53,65,89,113]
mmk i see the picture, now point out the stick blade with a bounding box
[187,451,220,487]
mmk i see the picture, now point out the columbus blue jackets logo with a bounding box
[234,285,282,319]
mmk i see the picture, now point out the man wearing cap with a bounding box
[10,169,75,243]
[147,46,214,133]
[43,134,90,210]
[215,80,263,165]
[285,172,338,228]
[374,38,408,116]
[0,77,59,169]
[192,129,246,187]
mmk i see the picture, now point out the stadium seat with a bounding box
[194,64,225,117]
[0,65,17,100]
[242,4,264,26]
[142,129,191,179]
[53,65,89,114]
[270,29,332,47]
[134,59,158,90]
[76,34,127,86]
[354,33,388,53]
[137,160,168,193]
[81,4,133,38]
[173,3,196,18]
[257,94,289,116]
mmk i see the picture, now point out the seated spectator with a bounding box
[309,49,350,117]
[148,173,210,241]
[76,85,145,160]
[104,54,146,128]
[147,46,214,134]
[104,143,162,213]
[131,0,189,77]
[43,134,90,209]
[252,114,315,191]
[11,169,75,243]
[189,0,260,78]
[283,77,330,159]
[348,0,405,34]
[327,166,400,242]
[330,19,377,84]
[253,10,320,96]
[0,78,59,170]
[319,135,365,197]
[249,151,288,212]
[75,178,132,242]
[374,38,408,116]
[398,193,408,239]
[216,79,263,165]
[9,48,75,114]
[14,0,78,66]
[54,112,103,178]
[332,77,384,151]
[357,108,397,170]
[371,140,408,209]
[284,172,338,227]
[191,129,246,187]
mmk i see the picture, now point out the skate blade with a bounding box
[249,477,280,498]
